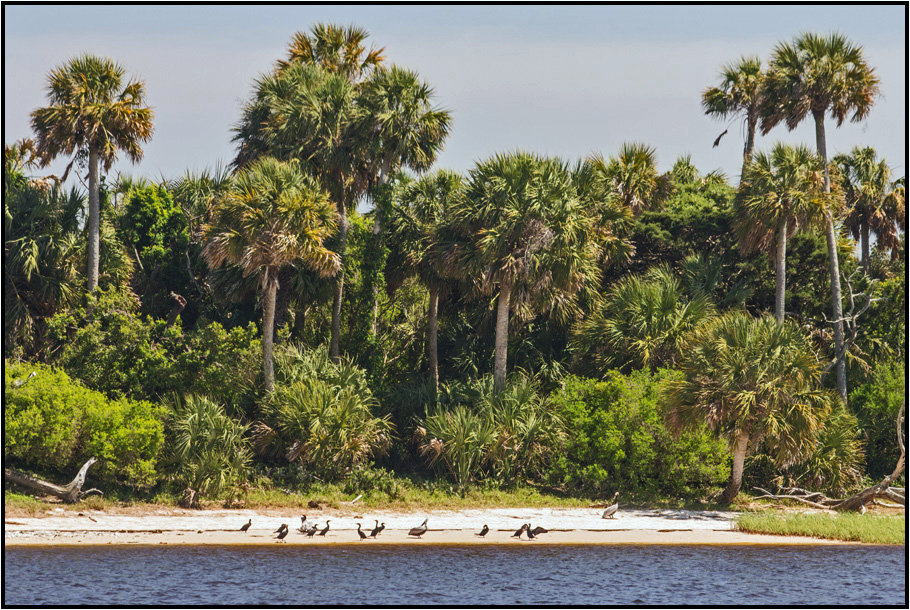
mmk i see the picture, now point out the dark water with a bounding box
[4,544,905,605]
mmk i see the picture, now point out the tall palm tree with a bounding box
[571,266,716,375]
[453,152,601,392]
[666,311,835,504]
[278,22,385,82]
[233,63,371,361]
[358,65,452,335]
[737,143,830,321]
[387,169,465,393]
[834,147,906,274]
[702,56,766,180]
[588,143,671,217]
[202,157,340,391]
[30,54,154,292]
[761,32,881,402]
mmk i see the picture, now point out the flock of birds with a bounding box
[240,493,621,543]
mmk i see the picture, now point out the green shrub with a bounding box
[165,394,252,500]
[548,371,729,499]
[850,359,906,480]
[4,359,166,488]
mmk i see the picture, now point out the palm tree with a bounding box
[702,56,766,180]
[571,266,716,374]
[453,152,601,392]
[761,32,881,402]
[386,170,465,393]
[737,143,830,321]
[202,157,340,391]
[232,63,371,361]
[666,311,835,504]
[278,22,385,82]
[358,65,452,335]
[30,54,154,292]
[834,147,906,274]
[588,143,671,217]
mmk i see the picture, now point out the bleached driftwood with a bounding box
[4,458,102,503]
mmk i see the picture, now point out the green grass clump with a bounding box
[736,510,905,545]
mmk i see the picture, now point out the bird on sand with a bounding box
[276,525,289,542]
[408,518,428,538]
[274,524,288,534]
[239,519,252,532]
[318,520,331,536]
[602,492,620,519]
[297,515,308,533]
[476,524,489,537]
[357,523,368,540]
[306,524,319,537]
[369,522,385,538]
[525,524,536,540]
[530,525,548,536]
[511,524,527,539]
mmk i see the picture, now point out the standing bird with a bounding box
[357,523,367,540]
[530,525,548,536]
[306,524,319,537]
[602,492,620,519]
[369,522,385,538]
[239,519,252,532]
[525,524,536,540]
[476,524,489,537]
[408,518,428,538]
[511,524,527,539]
[276,525,289,542]
[297,515,308,533]
[274,524,288,534]
[318,520,331,536]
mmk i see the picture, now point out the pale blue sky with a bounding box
[4,5,906,187]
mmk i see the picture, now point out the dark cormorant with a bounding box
[318,520,331,536]
[511,524,527,539]
[357,523,367,540]
[525,524,536,540]
[408,518,428,538]
[306,524,319,537]
[369,521,385,538]
[240,519,252,532]
[477,524,489,537]
[276,525,289,541]
[602,492,620,519]
[530,525,548,536]
[274,523,288,534]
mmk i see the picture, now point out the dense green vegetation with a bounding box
[4,25,905,511]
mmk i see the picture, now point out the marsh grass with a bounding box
[736,510,905,544]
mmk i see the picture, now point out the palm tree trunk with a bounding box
[861,222,870,275]
[742,111,757,181]
[814,111,848,403]
[87,148,100,292]
[428,285,439,395]
[262,269,278,393]
[721,427,750,504]
[370,155,394,337]
[273,266,294,338]
[775,217,787,322]
[493,277,512,393]
[330,207,348,362]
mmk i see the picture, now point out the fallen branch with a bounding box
[4,458,100,503]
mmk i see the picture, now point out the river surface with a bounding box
[4,544,905,605]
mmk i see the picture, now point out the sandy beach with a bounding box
[4,506,851,546]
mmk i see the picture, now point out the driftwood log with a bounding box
[4,457,103,503]
[754,400,905,512]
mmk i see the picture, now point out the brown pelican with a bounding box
[239,519,252,532]
[602,492,620,519]
[306,524,319,537]
[276,525,289,542]
[357,523,367,540]
[530,525,548,536]
[297,515,308,533]
[511,524,527,539]
[476,524,489,537]
[408,518,428,538]
[369,521,385,538]
[318,520,331,536]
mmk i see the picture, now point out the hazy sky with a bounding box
[4,5,906,188]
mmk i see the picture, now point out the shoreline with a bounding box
[4,506,868,547]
